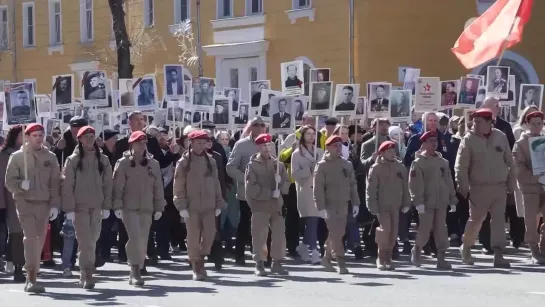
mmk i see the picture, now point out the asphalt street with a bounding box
[0,247,544,307]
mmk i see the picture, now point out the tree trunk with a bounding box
[109,0,133,79]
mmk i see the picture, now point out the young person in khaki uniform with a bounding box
[366,141,410,270]
[512,111,545,264]
[245,133,290,276]
[409,131,457,270]
[61,126,113,289]
[112,131,166,287]
[314,135,360,274]
[5,123,61,293]
[173,130,225,281]
[455,108,515,268]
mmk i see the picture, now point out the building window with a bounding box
[293,0,311,9]
[174,0,190,24]
[250,67,258,82]
[49,0,62,46]
[144,0,154,27]
[80,0,94,43]
[22,2,35,48]
[246,0,263,15]
[217,0,233,19]
[230,68,239,88]
[0,6,8,50]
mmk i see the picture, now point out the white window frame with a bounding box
[48,0,62,46]
[0,5,9,50]
[217,0,234,19]
[245,0,263,15]
[79,0,94,43]
[174,0,191,24]
[293,0,311,9]
[144,0,154,27]
[22,2,35,48]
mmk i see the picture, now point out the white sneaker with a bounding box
[62,268,73,277]
[296,243,310,262]
[310,249,321,264]
[5,261,14,273]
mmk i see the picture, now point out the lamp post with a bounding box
[196,0,204,77]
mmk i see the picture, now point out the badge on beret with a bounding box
[410,170,416,177]
[44,161,51,167]
[396,172,403,179]
[495,146,503,152]
[342,168,348,178]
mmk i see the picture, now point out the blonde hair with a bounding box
[183,126,199,136]
[516,105,539,126]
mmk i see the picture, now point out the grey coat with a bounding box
[226,136,259,201]
[0,147,22,233]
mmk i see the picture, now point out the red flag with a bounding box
[452,0,533,69]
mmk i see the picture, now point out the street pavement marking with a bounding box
[528,292,545,295]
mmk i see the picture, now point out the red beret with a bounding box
[24,123,44,135]
[187,130,209,140]
[378,141,396,153]
[255,133,272,145]
[420,131,438,142]
[526,111,544,123]
[325,135,342,146]
[472,108,493,119]
[76,126,96,138]
[128,131,147,144]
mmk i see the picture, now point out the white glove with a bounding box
[272,189,280,198]
[180,210,189,218]
[274,174,282,184]
[215,209,221,216]
[449,205,457,213]
[318,209,328,219]
[65,212,75,221]
[49,208,59,221]
[416,204,425,214]
[352,206,359,217]
[102,210,110,219]
[153,212,162,220]
[401,207,410,214]
[20,180,30,191]
[114,210,123,220]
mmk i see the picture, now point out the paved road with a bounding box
[0,247,544,307]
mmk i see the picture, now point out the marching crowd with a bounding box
[0,95,544,294]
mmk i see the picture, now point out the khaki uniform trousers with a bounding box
[185,209,216,262]
[124,210,152,268]
[16,201,50,271]
[522,193,545,247]
[462,185,507,250]
[324,206,349,259]
[375,210,399,251]
[415,208,449,252]
[74,208,102,269]
[251,211,285,262]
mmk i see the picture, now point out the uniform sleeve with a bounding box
[4,154,23,195]
[408,161,424,206]
[313,163,326,211]
[112,160,126,211]
[226,142,245,183]
[444,161,458,207]
[213,163,226,210]
[504,136,517,192]
[290,151,311,183]
[280,164,291,195]
[513,141,538,187]
[61,157,76,213]
[365,164,379,214]
[360,141,371,163]
[172,158,188,211]
[49,155,61,208]
[244,163,269,206]
[101,156,113,210]
[152,163,166,213]
[454,137,470,196]
[348,165,360,206]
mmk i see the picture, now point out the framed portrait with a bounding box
[36,94,52,117]
[351,96,367,120]
[213,97,232,128]
[309,81,333,116]
[293,96,308,123]
[166,106,184,125]
[192,77,215,112]
[133,75,158,109]
[45,119,60,136]
[3,82,37,125]
[249,80,270,116]
[88,108,110,131]
[414,78,440,113]
[235,103,250,128]
[163,64,185,98]
[475,86,487,109]
[52,74,74,110]
[529,136,545,175]
[440,80,460,109]
[82,70,108,107]
[390,90,412,122]
[486,66,510,99]
[269,96,295,134]
[119,78,137,109]
[519,84,544,112]
[499,75,516,107]
[403,68,420,95]
[467,74,485,86]
[281,60,304,96]
[458,77,480,109]
[333,84,359,117]
[368,82,392,118]
[223,87,241,115]
[153,108,167,127]
[258,89,282,121]
[310,68,331,82]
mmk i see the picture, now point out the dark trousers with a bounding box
[235,200,252,259]
[0,209,6,257]
[6,233,24,265]
[283,184,300,254]
[447,193,470,237]
[97,211,117,259]
[147,218,157,259]
[156,203,181,256]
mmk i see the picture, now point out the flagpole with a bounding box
[495,15,519,66]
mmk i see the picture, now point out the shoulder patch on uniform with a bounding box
[396,172,403,179]
[410,170,416,177]
[495,146,503,152]
[440,167,445,176]
[44,160,51,167]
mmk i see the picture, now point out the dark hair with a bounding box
[343,86,354,92]
[377,85,385,90]
[76,141,104,174]
[298,125,316,148]
[1,125,23,152]
[278,98,287,105]
[129,148,149,167]
[17,90,26,95]
[128,110,143,120]
[185,143,213,176]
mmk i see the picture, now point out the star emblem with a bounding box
[423,83,432,92]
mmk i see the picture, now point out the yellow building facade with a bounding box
[0,0,543,116]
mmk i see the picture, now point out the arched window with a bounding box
[295,56,315,96]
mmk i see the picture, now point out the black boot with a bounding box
[353,246,364,260]
[13,265,26,283]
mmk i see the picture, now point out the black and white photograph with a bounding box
[390,90,412,121]
[235,103,249,126]
[281,60,304,96]
[309,81,333,116]
[87,108,110,130]
[475,86,487,109]
[167,107,184,125]
[193,77,215,111]
[36,94,52,117]
[499,75,516,107]
[46,119,60,136]
[467,74,485,86]
[458,77,480,109]
[352,96,367,120]
[183,110,193,126]
[4,82,37,125]
[368,82,392,117]
[403,68,420,95]
[82,70,108,106]
[257,89,282,120]
[310,68,331,82]
[519,84,544,111]
[333,84,360,116]
[250,80,270,116]
[164,64,185,98]
[52,74,74,109]
[270,96,294,134]
[224,87,241,114]
[119,78,137,108]
[153,108,167,127]
[213,97,231,127]
[133,76,158,109]
[440,80,460,108]
[486,66,510,99]
[293,96,308,122]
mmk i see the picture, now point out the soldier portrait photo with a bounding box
[250,80,270,109]
[369,82,391,112]
[36,95,52,117]
[82,70,107,104]
[4,82,37,125]
[293,97,307,121]
[440,80,459,107]
[519,84,544,111]
[224,87,240,114]
[52,74,74,108]
[270,96,294,132]
[309,81,333,115]
[193,77,215,109]
[310,68,331,82]
[333,84,359,115]
[133,77,158,108]
[486,65,510,99]
[281,60,304,95]
[458,77,480,107]
[119,78,136,108]
[164,64,184,97]
[235,103,249,125]
[213,97,230,126]
[390,90,411,120]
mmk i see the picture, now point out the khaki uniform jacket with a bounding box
[245,153,290,213]
[5,144,61,207]
[409,151,457,209]
[455,129,516,195]
[173,151,225,212]
[313,152,360,212]
[0,147,22,232]
[112,151,166,213]
[513,132,542,194]
[366,157,409,214]
[61,146,113,213]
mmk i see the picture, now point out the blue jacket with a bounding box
[404,129,452,168]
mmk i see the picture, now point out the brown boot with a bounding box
[336,257,349,275]
[460,244,475,265]
[530,244,545,265]
[129,265,144,286]
[24,269,45,293]
[411,246,422,267]
[492,248,511,268]
[271,260,289,275]
[376,250,387,271]
[436,251,452,270]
